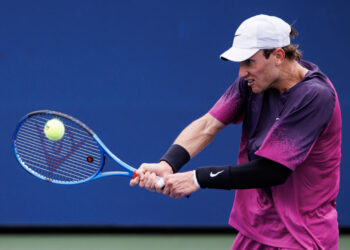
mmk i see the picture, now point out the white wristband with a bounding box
[193,170,200,188]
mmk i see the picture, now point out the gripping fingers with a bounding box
[161,176,190,199]
[129,176,140,187]
[145,172,157,191]
[140,172,151,188]
[139,172,147,188]
[162,182,171,196]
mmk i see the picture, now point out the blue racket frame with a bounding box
[92,135,137,180]
[13,110,138,185]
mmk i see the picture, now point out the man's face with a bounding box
[238,50,279,94]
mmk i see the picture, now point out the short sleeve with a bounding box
[255,84,335,170]
[209,78,248,125]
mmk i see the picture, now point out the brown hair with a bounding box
[262,27,302,60]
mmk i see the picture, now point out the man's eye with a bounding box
[246,59,254,65]
[243,60,251,66]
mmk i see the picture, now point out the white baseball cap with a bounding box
[220,14,291,62]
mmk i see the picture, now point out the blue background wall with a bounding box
[1,0,349,227]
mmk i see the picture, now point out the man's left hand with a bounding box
[163,171,199,199]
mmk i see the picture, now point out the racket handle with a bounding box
[132,170,164,188]
[134,172,189,198]
[157,177,165,188]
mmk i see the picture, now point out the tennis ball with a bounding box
[44,118,65,141]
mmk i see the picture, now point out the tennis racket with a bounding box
[13,110,164,187]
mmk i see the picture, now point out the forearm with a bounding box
[195,158,292,190]
[161,113,225,173]
[173,113,225,157]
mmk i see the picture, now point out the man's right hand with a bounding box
[129,161,173,193]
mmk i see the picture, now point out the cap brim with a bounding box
[220,47,259,62]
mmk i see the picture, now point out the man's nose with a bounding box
[238,64,248,78]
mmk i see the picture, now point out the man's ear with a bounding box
[273,48,285,65]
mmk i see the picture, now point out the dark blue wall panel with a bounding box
[1,0,349,227]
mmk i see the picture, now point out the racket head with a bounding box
[13,110,105,184]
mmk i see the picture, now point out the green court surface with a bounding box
[1,234,350,250]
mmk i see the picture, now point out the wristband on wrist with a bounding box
[160,144,191,173]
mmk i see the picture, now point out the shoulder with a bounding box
[297,59,336,103]
[284,76,335,127]
[293,72,335,109]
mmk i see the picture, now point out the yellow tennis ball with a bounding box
[44,118,65,141]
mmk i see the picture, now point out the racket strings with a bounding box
[21,117,99,158]
[15,138,96,181]
[28,117,98,146]
[15,143,97,179]
[20,158,87,181]
[16,125,99,181]
[17,130,100,163]
[14,114,103,183]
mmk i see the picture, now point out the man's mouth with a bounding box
[247,79,255,86]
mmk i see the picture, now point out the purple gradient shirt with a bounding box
[209,60,341,249]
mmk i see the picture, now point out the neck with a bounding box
[275,60,308,93]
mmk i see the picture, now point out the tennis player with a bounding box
[130,14,341,249]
